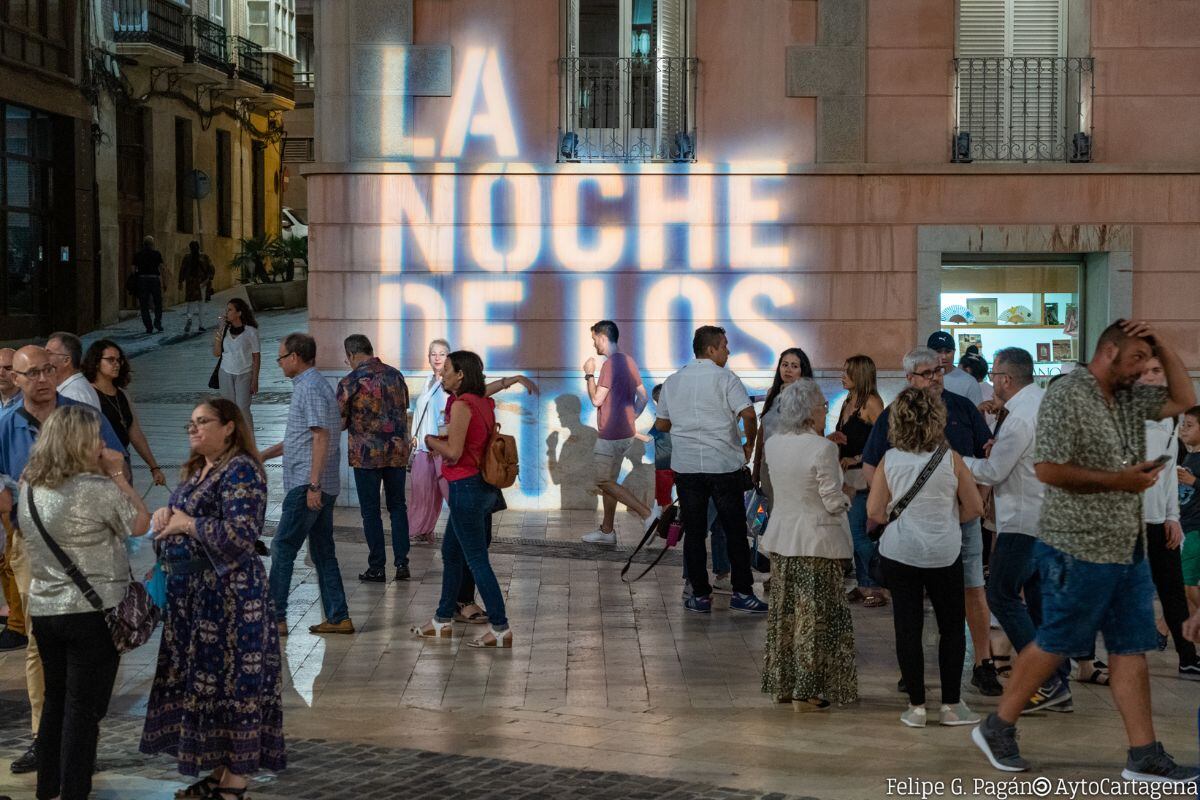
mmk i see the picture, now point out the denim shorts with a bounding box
[1034,540,1158,657]
[960,518,985,589]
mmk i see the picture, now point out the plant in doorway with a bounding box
[266,234,308,282]
[229,234,277,284]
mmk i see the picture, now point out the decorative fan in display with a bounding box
[940,304,975,324]
[1001,305,1034,324]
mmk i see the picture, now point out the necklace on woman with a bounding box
[99,388,129,428]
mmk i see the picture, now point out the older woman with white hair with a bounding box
[759,378,857,711]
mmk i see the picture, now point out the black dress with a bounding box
[97,388,134,451]
[836,403,873,490]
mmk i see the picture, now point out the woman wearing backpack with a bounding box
[410,351,513,647]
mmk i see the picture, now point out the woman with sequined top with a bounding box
[17,403,149,800]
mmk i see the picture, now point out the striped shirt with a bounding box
[284,367,342,495]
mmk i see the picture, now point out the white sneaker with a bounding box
[581,529,617,545]
[940,701,980,726]
[643,503,662,534]
[712,575,733,595]
[900,705,927,728]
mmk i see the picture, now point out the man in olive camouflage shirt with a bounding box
[974,320,1197,783]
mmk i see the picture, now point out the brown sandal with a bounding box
[862,594,888,608]
[176,776,219,798]
[454,603,489,624]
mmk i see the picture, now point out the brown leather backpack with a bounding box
[481,423,519,489]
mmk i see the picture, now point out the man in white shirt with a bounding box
[45,332,100,410]
[965,347,1072,711]
[655,326,767,615]
[929,331,983,404]
[1139,358,1200,677]
[0,349,20,418]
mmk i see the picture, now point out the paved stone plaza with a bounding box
[0,303,1194,799]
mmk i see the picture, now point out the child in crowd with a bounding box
[649,384,674,507]
[1177,405,1200,613]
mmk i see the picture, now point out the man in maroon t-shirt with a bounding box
[581,321,659,544]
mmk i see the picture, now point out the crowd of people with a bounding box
[0,310,1196,797]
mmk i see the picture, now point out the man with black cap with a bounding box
[928,331,983,404]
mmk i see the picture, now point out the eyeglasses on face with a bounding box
[275,352,294,364]
[911,365,947,380]
[14,365,56,381]
[184,417,218,433]
[46,351,70,361]
[100,355,125,365]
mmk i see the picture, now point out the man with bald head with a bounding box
[0,348,18,418]
[0,345,124,773]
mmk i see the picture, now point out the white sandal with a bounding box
[467,626,513,648]
[410,618,453,639]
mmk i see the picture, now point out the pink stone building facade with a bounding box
[305,0,1200,508]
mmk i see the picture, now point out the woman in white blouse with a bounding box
[212,298,261,443]
[867,387,984,729]
[407,339,453,544]
[760,379,857,711]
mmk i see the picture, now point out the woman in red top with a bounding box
[410,351,512,647]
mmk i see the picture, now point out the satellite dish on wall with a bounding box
[189,169,211,200]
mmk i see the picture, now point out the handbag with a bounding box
[407,391,434,469]
[621,501,680,583]
[866,442,950,586]
[208,324,224,390]
[26,487,161,654]
[744,488,772,573]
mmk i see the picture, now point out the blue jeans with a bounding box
[847,491,877,589]
[353,467,410,569]
[435,475,508,629]
[989,532,1070,685]
[269,486,349,624]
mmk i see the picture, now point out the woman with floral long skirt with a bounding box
[141,398,284,800]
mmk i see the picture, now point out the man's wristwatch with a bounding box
[307,483,321,493]
[584,374,595,380]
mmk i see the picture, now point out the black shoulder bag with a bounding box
[620,502,681,583]
[26,486,160,654]
[866,442,950,586]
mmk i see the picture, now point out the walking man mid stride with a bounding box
[972,319,1198,783]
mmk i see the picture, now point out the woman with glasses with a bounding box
[82,339,167,488]
[760,379,857,712]
[212,299,261,442]
[140,399,284,800]
[830,355,886,607]
[18,404,150,800]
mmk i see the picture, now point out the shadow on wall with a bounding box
[547,394,599,510]
[620,439,655,511]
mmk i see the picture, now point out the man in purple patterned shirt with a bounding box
[336,335,412,582]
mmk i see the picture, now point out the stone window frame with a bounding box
[917,224,1132,360]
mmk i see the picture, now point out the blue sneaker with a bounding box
[729,592,768,614]
[684,594,712,614]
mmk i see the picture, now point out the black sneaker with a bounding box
[1044,698,1074,713]
[1122,742,1199,782]
[10,739,36,774]
[1178,660,1200,681]
[1021,679,1072,714]
[394,565,411,582]
[0,629,28,651]
[971,714,1029,772]
[972,660,1004,697]
[358,568,386,583]
[1157,632,1169,651]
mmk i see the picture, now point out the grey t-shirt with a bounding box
[943,367,983,404]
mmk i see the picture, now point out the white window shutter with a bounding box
[957,0,1065,159]
[655,0,684,159]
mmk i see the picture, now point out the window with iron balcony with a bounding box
[558,0,697,163]
[953,0,1094,163]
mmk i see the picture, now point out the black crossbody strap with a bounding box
[889,441,950,522]
[25,487,106,613]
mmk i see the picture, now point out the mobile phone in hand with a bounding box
[1143,454,1172,471]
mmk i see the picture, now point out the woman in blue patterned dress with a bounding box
[141,398,285,800]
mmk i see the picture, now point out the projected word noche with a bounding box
[358,47,798,371]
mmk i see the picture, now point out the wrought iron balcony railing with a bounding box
[558,56,698,163]
[186,15,230,73]
[113,0,186,53]
[233,36,265,85]
[294,71,314,89]
[953,56,1094,163]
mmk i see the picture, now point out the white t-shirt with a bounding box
[57,372,101,410]
[220,326,260,376]
[878,449,961,569]
[943,367,983,404]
